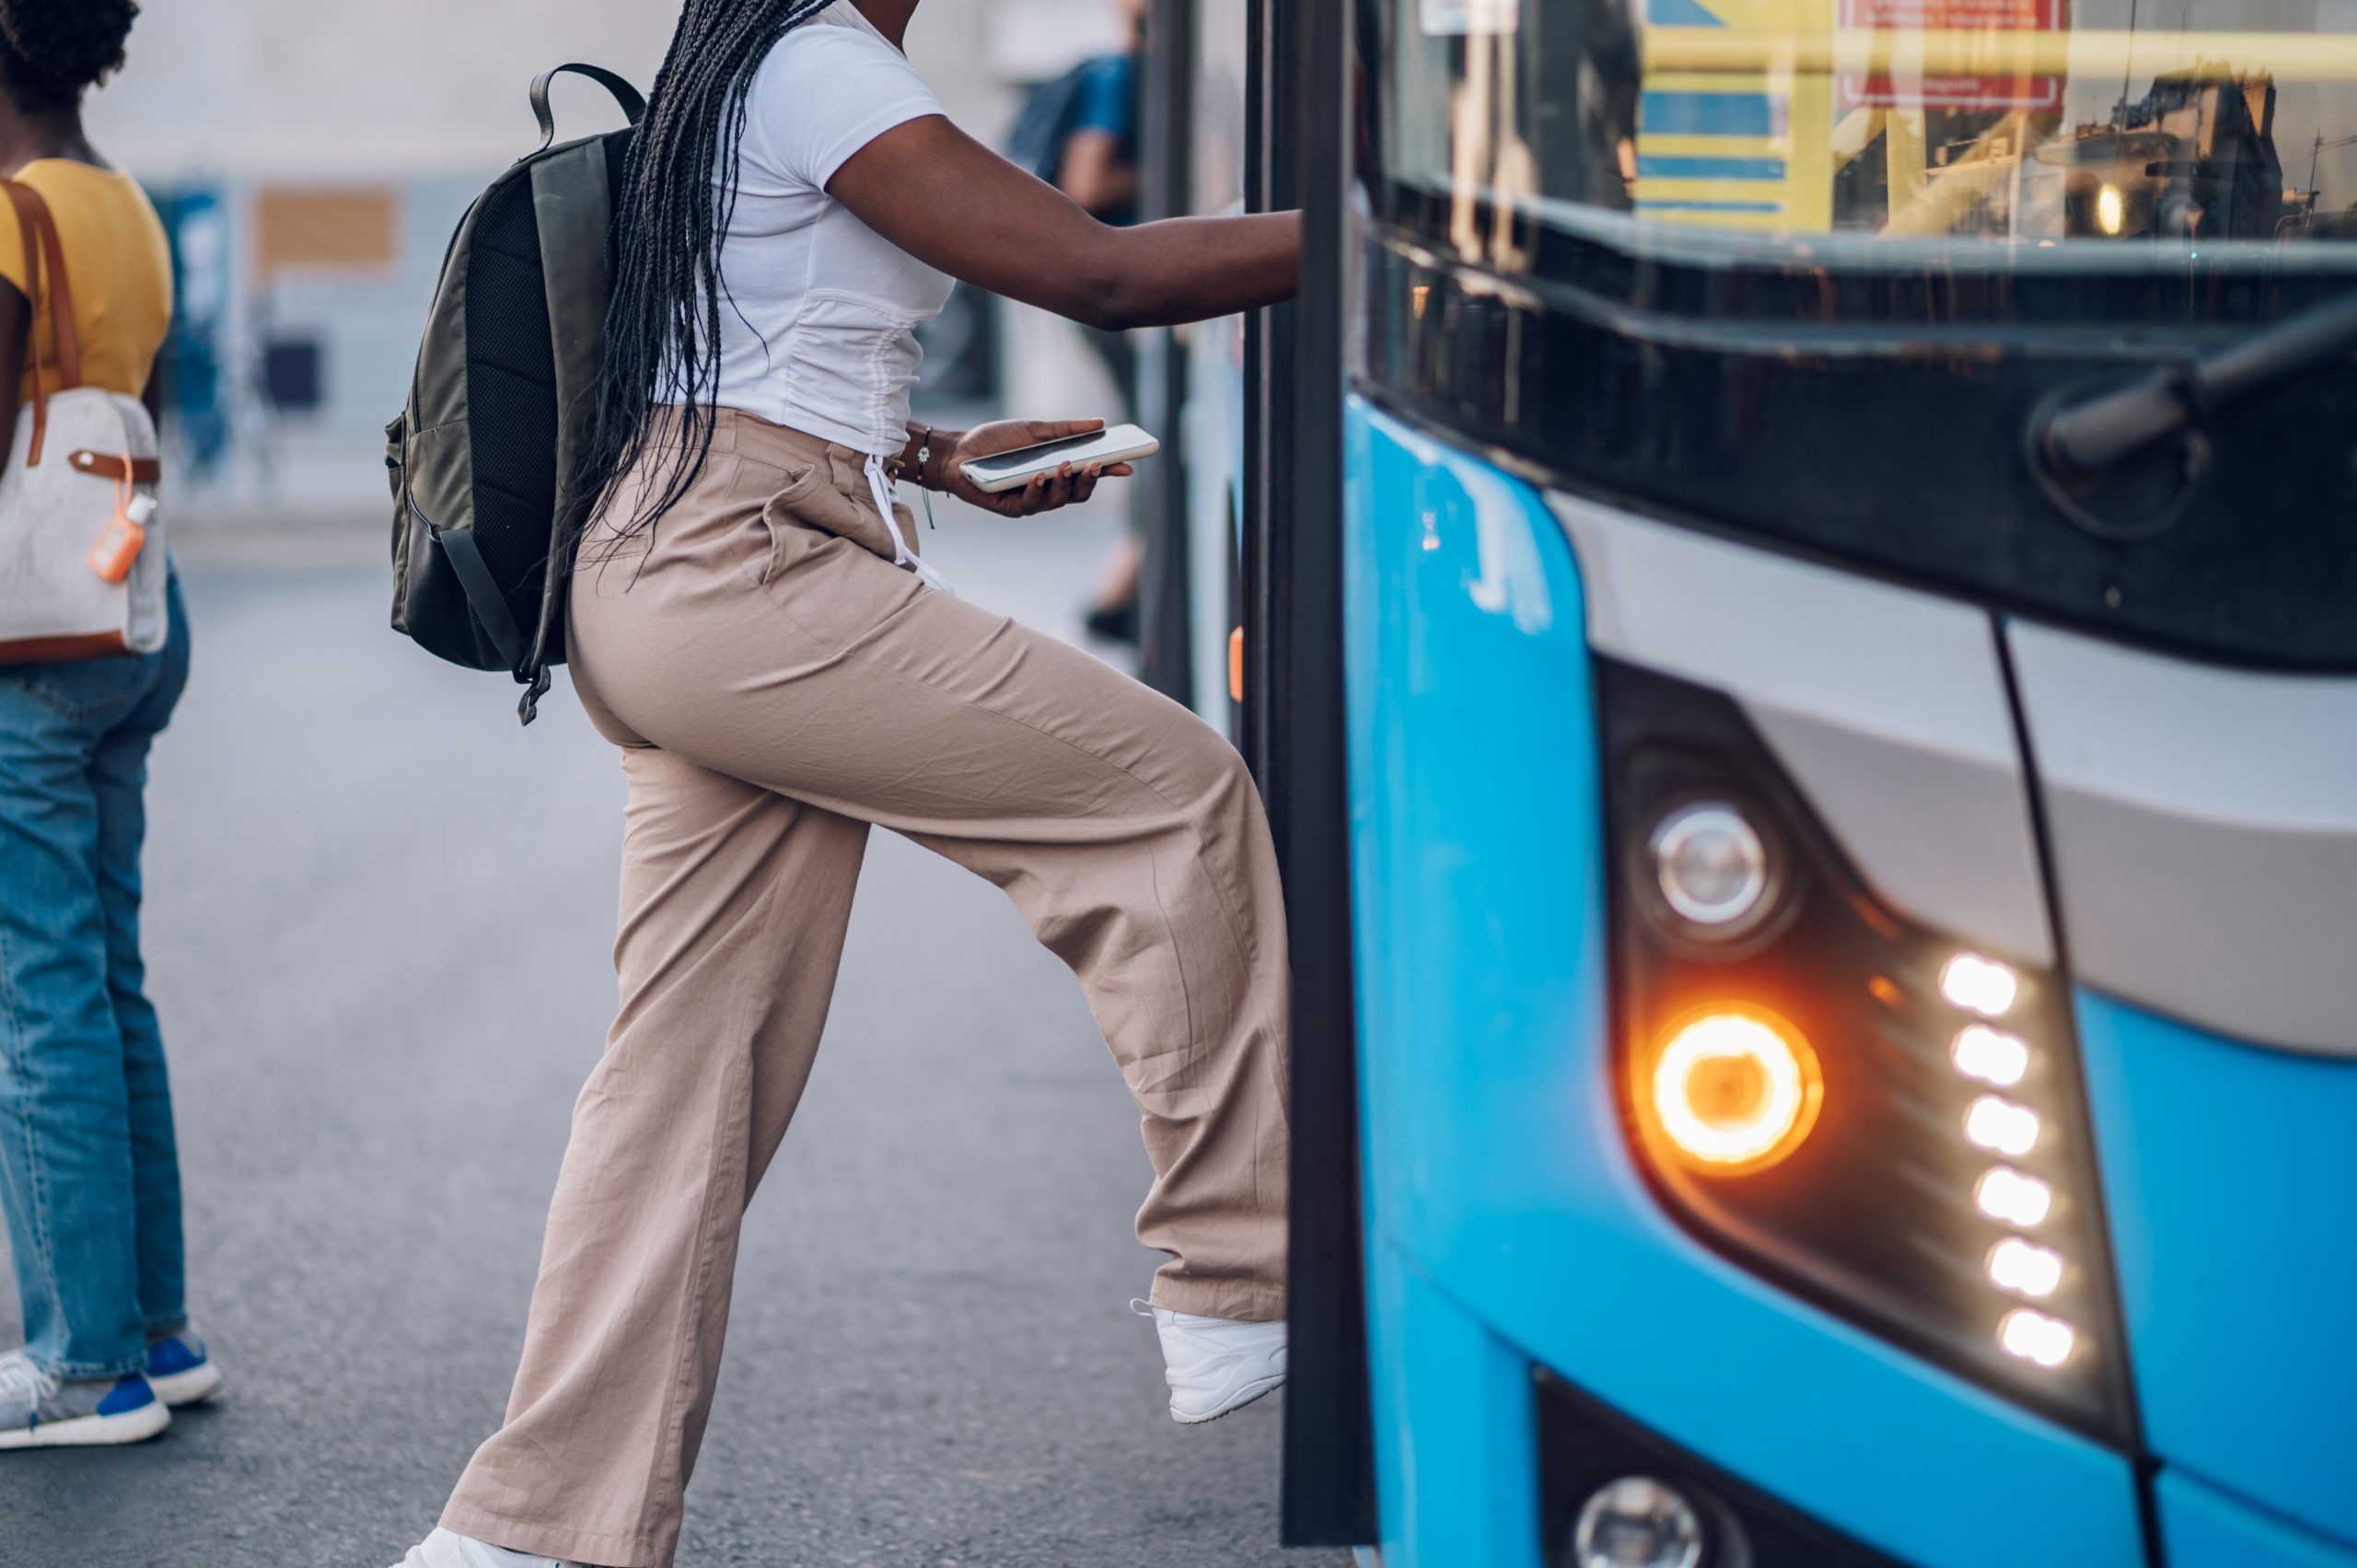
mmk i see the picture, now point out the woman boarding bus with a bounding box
[397,3,1300,1566]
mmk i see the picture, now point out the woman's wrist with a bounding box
[897,424,963,491]
[921,427,964,492]
[894,425,928,485]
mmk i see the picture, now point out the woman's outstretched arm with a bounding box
[828,114,1298,332]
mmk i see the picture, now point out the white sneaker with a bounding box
[1135,1300,1288,1424]
[389,1528,574,1568]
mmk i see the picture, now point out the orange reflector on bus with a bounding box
[1229,627,1245,703]
[1642,1008,1823,1176]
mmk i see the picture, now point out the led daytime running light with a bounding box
[1941,953,2020,1017]
[1965,1095,2041,1157]
[1988,1237,2064,1300]
[2000,1307,2077,1369]
[1976,1167,2054,1228]
[1953,1025,2030,1087]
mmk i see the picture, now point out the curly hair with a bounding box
[0,0,138,114]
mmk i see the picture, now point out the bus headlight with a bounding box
[1572,1478,1705,1568]
[1645,802,1777,939]
[1599,660,2134,1446]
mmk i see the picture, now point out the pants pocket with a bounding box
[751,457,900,580]
[10,648,158,721]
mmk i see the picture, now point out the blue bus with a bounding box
[1129,0,2357,1563]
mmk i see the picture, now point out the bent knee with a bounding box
[1155,718,1259,824]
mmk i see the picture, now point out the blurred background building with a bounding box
[85,0,1132,523]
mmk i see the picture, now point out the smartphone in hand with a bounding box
[958,424,1160,494]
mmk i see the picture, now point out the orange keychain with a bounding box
[89,472,155,585]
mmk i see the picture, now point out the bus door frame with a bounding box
[1241,0,1379,1544]
[1137,0,1197,705]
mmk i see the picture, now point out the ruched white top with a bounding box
[710,1,954,459]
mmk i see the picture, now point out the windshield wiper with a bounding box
[2031,290,2357,482]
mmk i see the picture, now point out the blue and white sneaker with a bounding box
[0,1349,171,1449]
[145,1330,223,1407]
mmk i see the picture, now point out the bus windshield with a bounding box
[1356,0,2357,669]
[1382,0,2357,257]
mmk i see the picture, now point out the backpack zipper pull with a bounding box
[517,664,552,726]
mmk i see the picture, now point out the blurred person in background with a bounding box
[394,0,1296,1563]
[1006,0,1148,640]
[1056,0,1145,352]
[0,0,220,1453]
[1054,0,1150,642]
[1054,0,1144,226]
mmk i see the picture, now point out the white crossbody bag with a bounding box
[0,178,167,666]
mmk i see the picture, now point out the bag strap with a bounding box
[70,450,160,484]
[529,64,646,154]
[1,180,82,468]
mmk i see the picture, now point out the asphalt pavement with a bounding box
[0,494,1328,1568]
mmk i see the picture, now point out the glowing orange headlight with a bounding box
[1640,1008,1823,1176]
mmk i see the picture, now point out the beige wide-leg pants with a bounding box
[438,410,1290,1568]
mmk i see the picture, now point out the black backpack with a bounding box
[386,64,644,724]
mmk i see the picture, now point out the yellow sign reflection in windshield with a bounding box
[1635,0,1836,230]
[1635,0,2357,240]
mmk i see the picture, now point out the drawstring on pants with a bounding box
[864,452,954,596]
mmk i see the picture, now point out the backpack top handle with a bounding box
[0,180,82,469]
[529,64,648,155]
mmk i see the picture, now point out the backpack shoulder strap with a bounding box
[0,180,81,467]
[529,64,646,154]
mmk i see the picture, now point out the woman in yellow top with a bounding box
[0,0,219,1452]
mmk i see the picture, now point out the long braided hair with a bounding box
[580,0,837,548]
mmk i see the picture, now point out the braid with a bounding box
[578,0,835,556]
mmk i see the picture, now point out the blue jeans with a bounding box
[0,575,192,1378]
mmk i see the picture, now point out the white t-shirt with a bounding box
[709,2,953,457]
